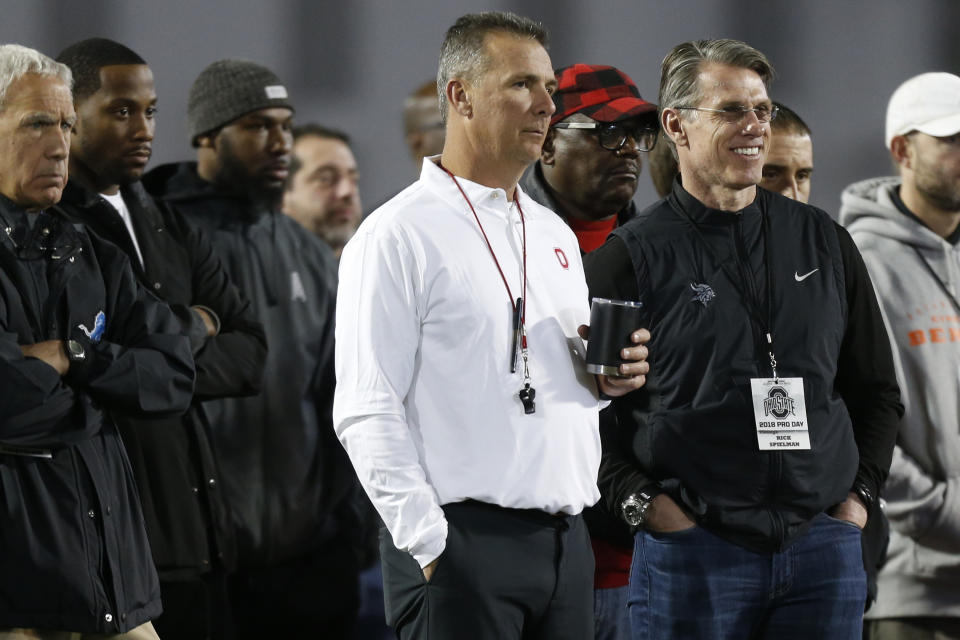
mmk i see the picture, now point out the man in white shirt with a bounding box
[334,11,648,640]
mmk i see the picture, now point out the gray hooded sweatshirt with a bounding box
[840,176,960,619]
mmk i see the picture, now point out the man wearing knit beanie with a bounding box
[143,60,369,639]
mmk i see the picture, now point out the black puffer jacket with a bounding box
[0,196,195,632]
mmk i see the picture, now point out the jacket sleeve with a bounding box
[65,237,196,418]
[832,222,904,506]
[584,235,658,519]
[0,325,77,445]
[170,205,267,400]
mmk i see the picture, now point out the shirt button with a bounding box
[491,193,499,199]
[208,478,217,488]
[106,506,112,516]
[121,613,127,622]
[88,509,95,519]
[104,613,113,623]
[153,282,161,290]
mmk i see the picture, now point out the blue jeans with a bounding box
[628,512,866,640]
[594,586,631,640]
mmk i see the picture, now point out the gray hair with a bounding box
[659,39,775,157]
[436,11,548,123]
[0,44,72,109]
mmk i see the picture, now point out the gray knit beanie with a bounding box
[187,59,294,146]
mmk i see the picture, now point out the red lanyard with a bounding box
[441,166,537,414]
[441,166,528,342]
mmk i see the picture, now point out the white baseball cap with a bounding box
[886,71,960,149]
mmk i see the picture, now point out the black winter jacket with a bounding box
[143,163,364,569]
[583,182,903,553]
[59,180,267,577]
[0,195,195,632]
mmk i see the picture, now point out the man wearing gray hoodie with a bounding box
[839,72,960,640]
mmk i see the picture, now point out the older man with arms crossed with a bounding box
[0,44,194,639]
[334,12,648,640]
[584,39,903,639]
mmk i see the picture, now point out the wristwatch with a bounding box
[852,480,875,511]
[65,339,86,363]
[621,483,662,528]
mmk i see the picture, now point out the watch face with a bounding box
[622,497,644,527]
[67,340,85,360]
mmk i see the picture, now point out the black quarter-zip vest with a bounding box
[611,183,856,553]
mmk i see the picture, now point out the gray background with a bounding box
[3,0,958,215]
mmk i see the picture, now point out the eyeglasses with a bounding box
[551,121,659,152]
[676,104,779,124]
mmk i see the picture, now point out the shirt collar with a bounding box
[421,156,538,219]
[669,176,761,224]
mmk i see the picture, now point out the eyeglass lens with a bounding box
[598,123,658,152]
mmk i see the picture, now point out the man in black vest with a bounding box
[583,39,903,640]
[55,38,268,640]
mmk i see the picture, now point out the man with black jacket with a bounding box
[583,39,903,639]
[55,38,268,640]
[0,44,195,639]
[143,60,364,638]
[520,62,657,640]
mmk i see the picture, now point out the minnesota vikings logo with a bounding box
[690,282,715,307]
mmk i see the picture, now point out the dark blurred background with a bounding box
[4,0,958,215]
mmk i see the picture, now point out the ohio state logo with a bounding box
[763,386,796,419]
[554,248,569,269]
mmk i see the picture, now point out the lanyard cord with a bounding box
[671,196,778,377]
[441,166,528,334]
[913,245,960,314]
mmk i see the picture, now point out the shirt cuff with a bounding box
[409,518,448,569]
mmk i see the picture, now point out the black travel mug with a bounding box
[585,298,643,376]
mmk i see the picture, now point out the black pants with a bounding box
[153,571,233,640]
[381,501,593,640]
[228,543,360,639]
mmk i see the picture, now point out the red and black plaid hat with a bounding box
[551,64,656,126]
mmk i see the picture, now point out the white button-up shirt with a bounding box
[334,158,601,567]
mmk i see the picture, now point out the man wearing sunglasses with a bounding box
[521,64,657,255]
[583,39,903,639]
[519,63,656,640]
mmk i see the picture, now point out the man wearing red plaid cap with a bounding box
[520,63,657,640]
[522,64,658,255]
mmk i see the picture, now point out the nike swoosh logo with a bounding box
[795,268,819,282]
